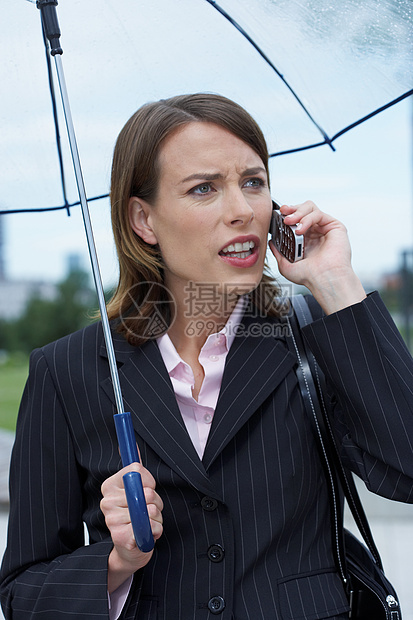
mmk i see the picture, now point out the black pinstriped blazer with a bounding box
[1,292,413,619]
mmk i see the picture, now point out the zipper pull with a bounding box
[386,594,399,609]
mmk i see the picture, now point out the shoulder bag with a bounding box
[286,294,402,620]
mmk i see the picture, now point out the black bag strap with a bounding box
[286,294,383,576]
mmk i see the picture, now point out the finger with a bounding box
[147,502,163,541]
[144,486,164,512]
[120,462,157,490]
[276,203,312,236]
[101,464,156,512]
[150,517,163,541]
[101,468,128,497]
[100,493,130,521]
[286,207,335,237]
[279,200,316,218]
[268,239,282,261]
[268,239,293,273]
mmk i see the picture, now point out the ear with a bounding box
[128,197,158,245]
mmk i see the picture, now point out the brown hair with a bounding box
[107,93,281,346]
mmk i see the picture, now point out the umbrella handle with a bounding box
[114,413,155,553]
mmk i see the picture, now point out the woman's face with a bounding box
[129,121,272,305]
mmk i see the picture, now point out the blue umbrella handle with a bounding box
[114,412,154,553]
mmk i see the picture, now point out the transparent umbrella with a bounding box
[0,0,411,215]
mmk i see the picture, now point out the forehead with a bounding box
[157,122,265,178]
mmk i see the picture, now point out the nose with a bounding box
[225,191,254,227]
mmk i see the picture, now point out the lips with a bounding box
[219,240,255,259]
[218,236,260,268]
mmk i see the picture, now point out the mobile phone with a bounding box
[269,201,304,262]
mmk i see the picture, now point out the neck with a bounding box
[167,287,240,357]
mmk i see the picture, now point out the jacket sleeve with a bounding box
[0,347,115,619]
[302,291,413,503]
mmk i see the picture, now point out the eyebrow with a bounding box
[180,166,267,185]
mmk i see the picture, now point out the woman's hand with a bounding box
[101,462,163,593]
[269,201,366,314]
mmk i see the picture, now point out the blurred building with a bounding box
[0,217,57,320]
[0,279,57,320]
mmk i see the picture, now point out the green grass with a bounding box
[0,355,29,431]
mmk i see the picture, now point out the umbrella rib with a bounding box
[330,90,413,143]
[204,0,335,150]
[269,141,329,158]
[41,25,71,217]
[0,194,109,216]
[270,90,413,158]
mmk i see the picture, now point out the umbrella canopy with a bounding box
[1,0,411,216]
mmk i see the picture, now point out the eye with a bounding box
[244,177,265,188]
[191,182,213,195]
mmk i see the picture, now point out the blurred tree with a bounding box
[378,273,401,314]
[399,250,413,350]
[0,269,99,354]
[378,250,413,351]
[0,318,18,351]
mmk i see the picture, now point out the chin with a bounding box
[224,277,262,298]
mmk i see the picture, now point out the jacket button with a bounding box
[207,544,225,563]
[201,496,218,511]
[208,596,226,614]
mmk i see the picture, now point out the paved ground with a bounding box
[0,430,412,619]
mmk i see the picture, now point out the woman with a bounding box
[1,93,413,620]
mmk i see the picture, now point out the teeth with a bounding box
[221,240,255,254]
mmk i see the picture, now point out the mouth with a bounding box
[219,240,256,259]
[218,236,260,269]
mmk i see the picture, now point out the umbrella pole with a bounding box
[36,0,154,553]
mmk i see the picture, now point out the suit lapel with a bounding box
[202,313,296,469]
[100,330,216,497]
[100,311,296,490]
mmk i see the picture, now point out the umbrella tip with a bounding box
[37,0,63,56]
